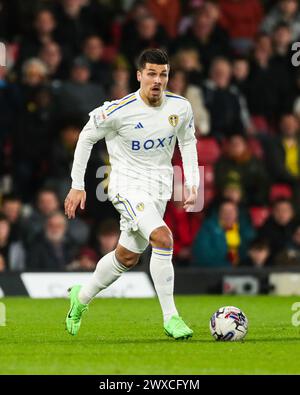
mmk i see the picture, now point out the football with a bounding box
[209,306,248,341]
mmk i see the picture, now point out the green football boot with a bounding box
[164,315,193,340]
[65,285,88,336]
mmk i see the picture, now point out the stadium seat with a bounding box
[249,206,270,228]
[251,115,272,134]
[197,137,221,165]
[269,184,293,201]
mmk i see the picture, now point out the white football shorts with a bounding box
[111,192,168,254]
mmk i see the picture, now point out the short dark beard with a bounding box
[148,94,162,107]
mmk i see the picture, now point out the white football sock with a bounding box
[150,247,178,323]
[78,250,129,304]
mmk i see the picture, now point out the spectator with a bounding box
[109,64,131,99]
[39,41,69,81]
[258,198,296,259]
[49,122,82,199]
[92,219,120,259]
[172,5,230,72]
[82,35,112,89]
[171,48,203,87]
[219,0,264,54]
[210,181,251,215]
[25,187,89,247]
[0,214,25,271]
[121,0,152,50]
[27,211,78,270]
[0,65,22,175]
[274,222,300,266]
[178,0,206,35]
[265,114,300,204]
[231,56,251,105]
[201,57,250,138]
[272,23,295,109]
[147,0,181,39]
[0,0,13,40]
[0,194,26,242]
[261,0,300,41]
[67,247,98,271]
[21,57,48,87]
[58,0,118,46]
[121,14,169,80]
[206,181,254,240]
[53,56,105,119]
[242,237,271,267]
[203,0,220,23]
[17,8,59,65]
[25,188,61,245]
[221,182,243,205]
[272,22,293,61]
[192,199,255,267]
[109,84,130,101]
[168,69,210,136]
[231,58,259,136]
[54,0,94,56]
[246,33,290,123]
[215,133,270,205]
[13,81,54,201]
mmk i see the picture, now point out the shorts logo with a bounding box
[168,114,179,127]
[136,202,144,211]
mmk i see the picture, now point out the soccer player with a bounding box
[64,48,199,340]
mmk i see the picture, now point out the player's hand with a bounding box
[183,186,198,212]
[64,188,86,219]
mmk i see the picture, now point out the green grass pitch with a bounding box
[0,295,300,375]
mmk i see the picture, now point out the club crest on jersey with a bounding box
[168,115,179,127]
[136,202,145,211]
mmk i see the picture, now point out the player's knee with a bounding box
[150,226,173,250]
[116,249,139,268]
[122,254,139,268]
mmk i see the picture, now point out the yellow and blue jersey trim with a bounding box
[164,91,187,101]
[105,93,137,116]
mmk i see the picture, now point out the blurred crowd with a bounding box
[2,0,300,271]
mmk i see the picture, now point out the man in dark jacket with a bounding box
[258,198,296,260]
[171,6,230,72]
[215,133,270,205]
[53,57,105,120]
[265,114,300,183]
[27,211,78,270]
[201,58,250,138]
[274,222,300,266]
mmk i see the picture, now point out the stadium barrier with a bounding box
[1,268,300,297]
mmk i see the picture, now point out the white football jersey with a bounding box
[71,89,199,200]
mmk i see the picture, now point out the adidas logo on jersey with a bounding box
[134,122,144,129]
